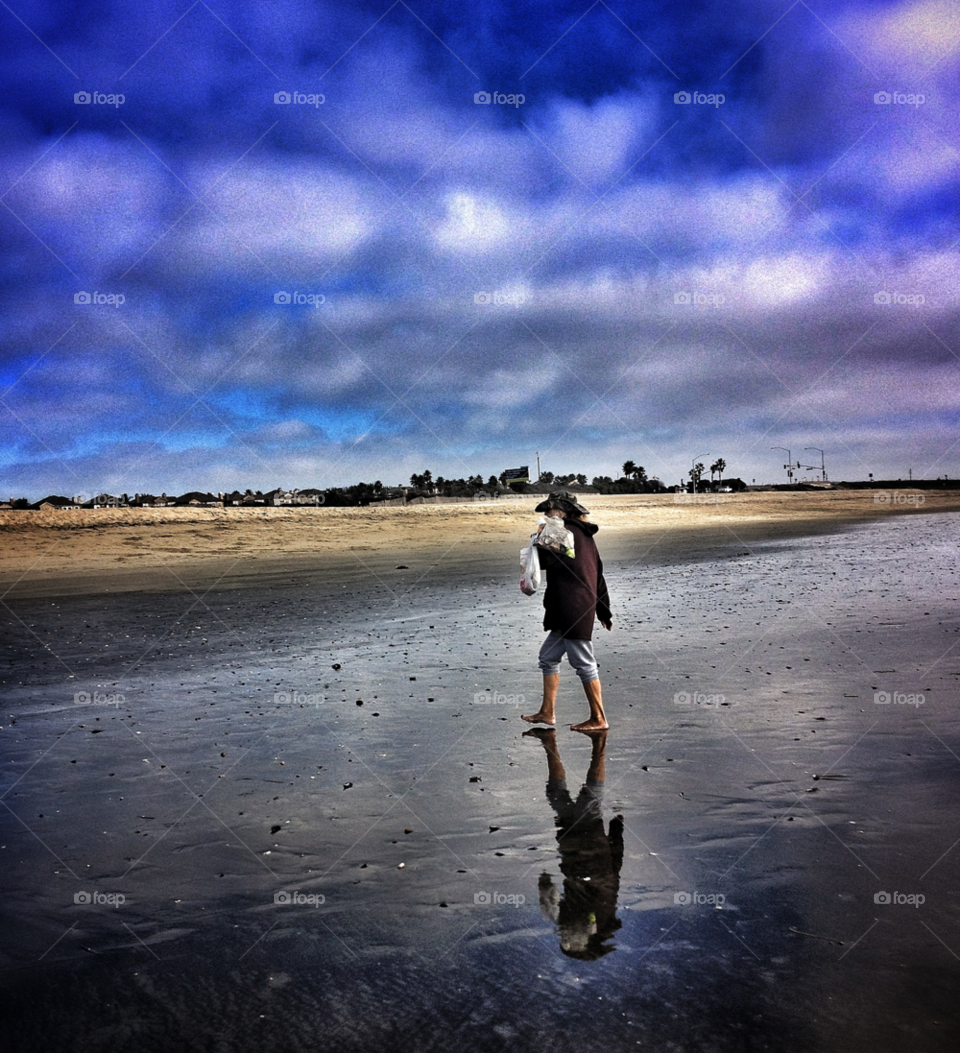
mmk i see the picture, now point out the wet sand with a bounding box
[2,501,960,1051]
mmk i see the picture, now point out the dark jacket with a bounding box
[537,517,611,641]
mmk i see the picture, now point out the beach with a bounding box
[2,493,960,1051]
[2,490,958,599]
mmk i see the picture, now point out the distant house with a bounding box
[92,493,124,508]
[34,495,82,510]
[175,491,223,507]
[226,491,267,505]
[270,488,323,506]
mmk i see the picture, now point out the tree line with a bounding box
[9,456,737,509]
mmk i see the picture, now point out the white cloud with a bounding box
[544,96,651,187]
[182,162,379,271]
[462,360,562,408]
[740,253,828,306]
[433,191,521,255]
[592,175,786,247]
[841,0,960,72]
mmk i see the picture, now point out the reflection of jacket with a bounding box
[537,518,611,641]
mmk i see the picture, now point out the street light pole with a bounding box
[805,447,825,482]
[691,453,707,494]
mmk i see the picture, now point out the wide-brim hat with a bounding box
[534,489,589,516]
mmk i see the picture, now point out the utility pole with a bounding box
[805,447,826,482]
[536,452,540,482]
[772,447,793,485]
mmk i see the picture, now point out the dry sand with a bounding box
[3,490,958,599]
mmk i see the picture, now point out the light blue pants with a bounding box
[538,631,599,684]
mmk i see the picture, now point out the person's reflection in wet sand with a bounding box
[525,727,624,960]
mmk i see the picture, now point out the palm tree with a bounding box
[410,470,434,493]
[714,458,726,484]
[622,460,637,480]
[689,463,705,491]
[632,465,647,483]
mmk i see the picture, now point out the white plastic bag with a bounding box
[520,533,541,595]
[536,515,575,558]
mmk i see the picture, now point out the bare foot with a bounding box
[522,727,556,741]
[570,719,609,733]
[521,711,556,726]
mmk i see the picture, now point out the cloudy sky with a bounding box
[1,0,958,498]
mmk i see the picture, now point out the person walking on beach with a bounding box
[521,491,612,731]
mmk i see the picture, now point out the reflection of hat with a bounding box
[534,490,589,516]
